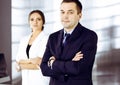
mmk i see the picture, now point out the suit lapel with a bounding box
[70,23,83,41]
[61,23,83,59]
[56,29,64,59]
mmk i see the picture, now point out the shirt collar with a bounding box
[63,28,74,36]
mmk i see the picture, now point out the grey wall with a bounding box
[0,0,11,84]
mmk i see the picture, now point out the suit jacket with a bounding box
[41,23,98,85]
[16,31,50,85]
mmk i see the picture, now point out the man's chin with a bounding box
[62,22,70,28]
[62,24,69,28]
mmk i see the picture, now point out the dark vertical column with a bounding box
[0,0,11,84]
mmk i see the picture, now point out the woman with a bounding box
[16,10,49,85]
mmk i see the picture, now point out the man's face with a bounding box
[60,2,82,30]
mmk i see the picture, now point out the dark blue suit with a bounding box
[40,23,98,85]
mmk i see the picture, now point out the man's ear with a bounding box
[79,12,82,19]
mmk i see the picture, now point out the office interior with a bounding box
[0,0,120,85]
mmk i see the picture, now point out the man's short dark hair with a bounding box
[61,0,82,13]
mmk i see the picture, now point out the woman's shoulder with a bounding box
[19,34,30,43]
[40,31,49,38]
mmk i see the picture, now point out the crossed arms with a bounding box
[16,57,42,71]
[48,51,83,69]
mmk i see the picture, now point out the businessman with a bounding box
[40,0,98,85]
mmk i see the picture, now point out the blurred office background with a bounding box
[0,0,118,84]
[0,0,11,84]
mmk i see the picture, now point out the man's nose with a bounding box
[63,13,68,19]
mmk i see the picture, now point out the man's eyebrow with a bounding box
[68,10,74,12]
[60,9,74,12]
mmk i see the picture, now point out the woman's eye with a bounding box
[37,18,41,21]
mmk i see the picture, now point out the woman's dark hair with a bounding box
[61,0,82,13]
[29,10,45,30]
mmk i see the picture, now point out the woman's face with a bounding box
[29,13,43,32]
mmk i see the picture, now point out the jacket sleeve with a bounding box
[40,36,59,77]
[16,37,27,62]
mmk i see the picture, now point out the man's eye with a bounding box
[30,18,34,21]
[61,11,65,14]
[69,12,73,14]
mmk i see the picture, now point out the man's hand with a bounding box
[49,56,55,64]
[72,51,83,61]
[48,56,55,69]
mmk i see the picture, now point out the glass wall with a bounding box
[91,0,120,66]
